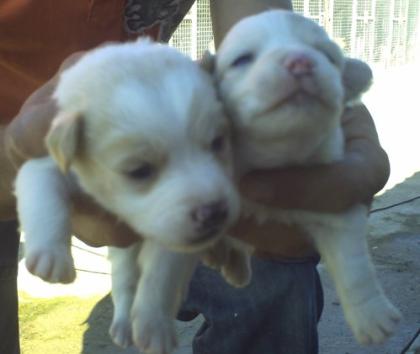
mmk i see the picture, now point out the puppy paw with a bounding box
[221,246,252,288]
[202,238,253,288]
[132,314,177,354]
[109,318,133,348]
[345,294,401,345]
[25,245,75,284]
[201,243,228,271]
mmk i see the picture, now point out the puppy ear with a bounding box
[342,58,373,102]
[45,111,83,173]
[199,50,216,74]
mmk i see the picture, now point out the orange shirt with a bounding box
[0,0,170,124]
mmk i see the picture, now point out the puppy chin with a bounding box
[232,95,337,142]
[125,206,236,253]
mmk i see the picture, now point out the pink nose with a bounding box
[284,54,314,77]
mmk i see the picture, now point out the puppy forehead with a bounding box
[56,41,226,160]
[108,70,223,129]
[218,10,330,65]
[255,10,328,41]
[56,41,204,110]
[85,72,225,156]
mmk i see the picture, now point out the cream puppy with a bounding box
[215,10,401,345]
[15,40,251,354]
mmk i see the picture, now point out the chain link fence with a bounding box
[169,0,420,67]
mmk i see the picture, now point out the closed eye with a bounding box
[313,39,343,67]
[318,44,343,67]
[230,53,254,67]
[323,50,339,65]
[126,163,156,180]
[210,134,226,153]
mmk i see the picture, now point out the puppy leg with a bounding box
[202,236,252,288]
[312,205,401,345]
[15,157,75,283]
[131,239,199,354]
[108,243,141,348]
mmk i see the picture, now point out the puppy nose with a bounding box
[191,200,228,230]
[284,53,314,77]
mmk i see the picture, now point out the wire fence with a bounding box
[169,0,420,67]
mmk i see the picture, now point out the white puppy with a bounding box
[15,40,251,354]
[214,10,401,345]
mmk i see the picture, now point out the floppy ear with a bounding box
[342,58,373,102]
[199,50,216,74]
[45,111,83,173]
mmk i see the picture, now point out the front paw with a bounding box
[203,238,253,288]
[131,312,177,354]
[109,317,133,348]
[25,245,75,283]
[201,243,228,271]
[345,294,401,345]
[221,246,252,288]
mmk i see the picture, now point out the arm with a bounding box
[210,0,293,47]
[5,52,84,167]
[3,52,137,247]
[228,105,389,256]
[239,105,390,213]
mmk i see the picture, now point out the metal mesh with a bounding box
[170,18,192,57]
[294,0,420,66]
[169,0,419,67]
[196,0,214,57]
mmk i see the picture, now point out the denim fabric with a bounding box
[0,220,20,354]
[0,220,20,267]
[179,256,323,354]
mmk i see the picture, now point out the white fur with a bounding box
[15,40,251,354]
[216,10,401,345]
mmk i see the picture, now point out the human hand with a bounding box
[228,106,388,257]
[238,105,389,213]
[229,214,316,258]
[69,192,138,248]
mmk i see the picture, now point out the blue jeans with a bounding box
[0,220,20,354]
[179,256,323,354]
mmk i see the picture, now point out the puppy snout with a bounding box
[284,53,314,77]
[191,200,228,231]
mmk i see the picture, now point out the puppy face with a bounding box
[47,40,240,252]
[216,10,371,165]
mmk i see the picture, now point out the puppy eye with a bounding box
[126,163,155,180]
[231,53,254,67]
[324,52,338,65]
[210,135,226,153]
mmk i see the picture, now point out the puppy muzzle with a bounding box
[190,200,229,244]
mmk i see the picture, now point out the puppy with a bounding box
[15,40,251,354]
[214,10,401,345]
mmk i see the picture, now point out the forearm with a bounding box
[241,152,388,212]
[210,0,293,47]
[5,52,84,167]
[5,101,57,167]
